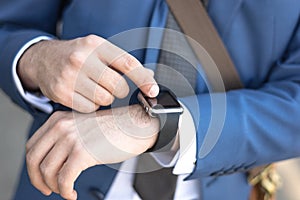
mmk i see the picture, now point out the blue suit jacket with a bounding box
[0,0,300,199]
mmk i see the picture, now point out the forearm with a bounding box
[183,81,300,179]
[95,104,160,157]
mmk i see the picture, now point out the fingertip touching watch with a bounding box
[137,85,183,152]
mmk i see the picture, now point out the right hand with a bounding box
[18,35,159,113]
[25,105,159,199]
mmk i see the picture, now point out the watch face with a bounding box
[147,90,181,109]
[138,87,183,116]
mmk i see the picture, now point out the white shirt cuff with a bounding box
[150,102,197,174]
[173,102,197,175]
[12,36,54,114]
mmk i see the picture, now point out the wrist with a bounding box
[17,41,44,91]
[129,104,160,149]
[137,87,183,152]
[96,105,159,154]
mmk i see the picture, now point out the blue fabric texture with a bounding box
[0,0,300,199]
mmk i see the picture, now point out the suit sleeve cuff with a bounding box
[12,36,54,114]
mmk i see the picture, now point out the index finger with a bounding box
[57,149,93,200]
[96,41,159,97]
[57,157,79,200]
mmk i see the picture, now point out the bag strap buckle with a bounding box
[248,165,282,200]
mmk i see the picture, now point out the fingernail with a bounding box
[43,190,52,196]
[149,85,159,97]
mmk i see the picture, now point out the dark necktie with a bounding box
[133,155,178,200]
[133,11,199,200]
[155,12,198,97]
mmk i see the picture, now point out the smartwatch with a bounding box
[137,85,183,151]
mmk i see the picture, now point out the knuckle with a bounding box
[121,54,139,72]
[93,89,104,103]
[26,151,38,167]
[64,132,77,144]
[71,146,82,158]
[57,175,69,192]
[53,118,71,132]
[113,77,129,97]
[83,34,103,47]
[99,94,114,106]
[40,163,50,177]
[85,34,97,44]
[110,73,124,87]
[68,51,85,68]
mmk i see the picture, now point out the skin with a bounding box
[25,105,159,200]
[17,34,161,199]
[18,34,159,113]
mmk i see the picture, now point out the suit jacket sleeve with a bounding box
[0,0,63,114]
[182,17,300,179]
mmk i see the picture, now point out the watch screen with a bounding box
[146,90,180,108]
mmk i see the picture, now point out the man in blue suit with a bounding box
[0,0,300,199]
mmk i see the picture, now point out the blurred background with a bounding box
[0,90,300,200]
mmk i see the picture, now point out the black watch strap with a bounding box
[147,113,180,152]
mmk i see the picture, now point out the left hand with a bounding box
[25,105,159,200]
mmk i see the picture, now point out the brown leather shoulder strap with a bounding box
[166,0,243,91]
